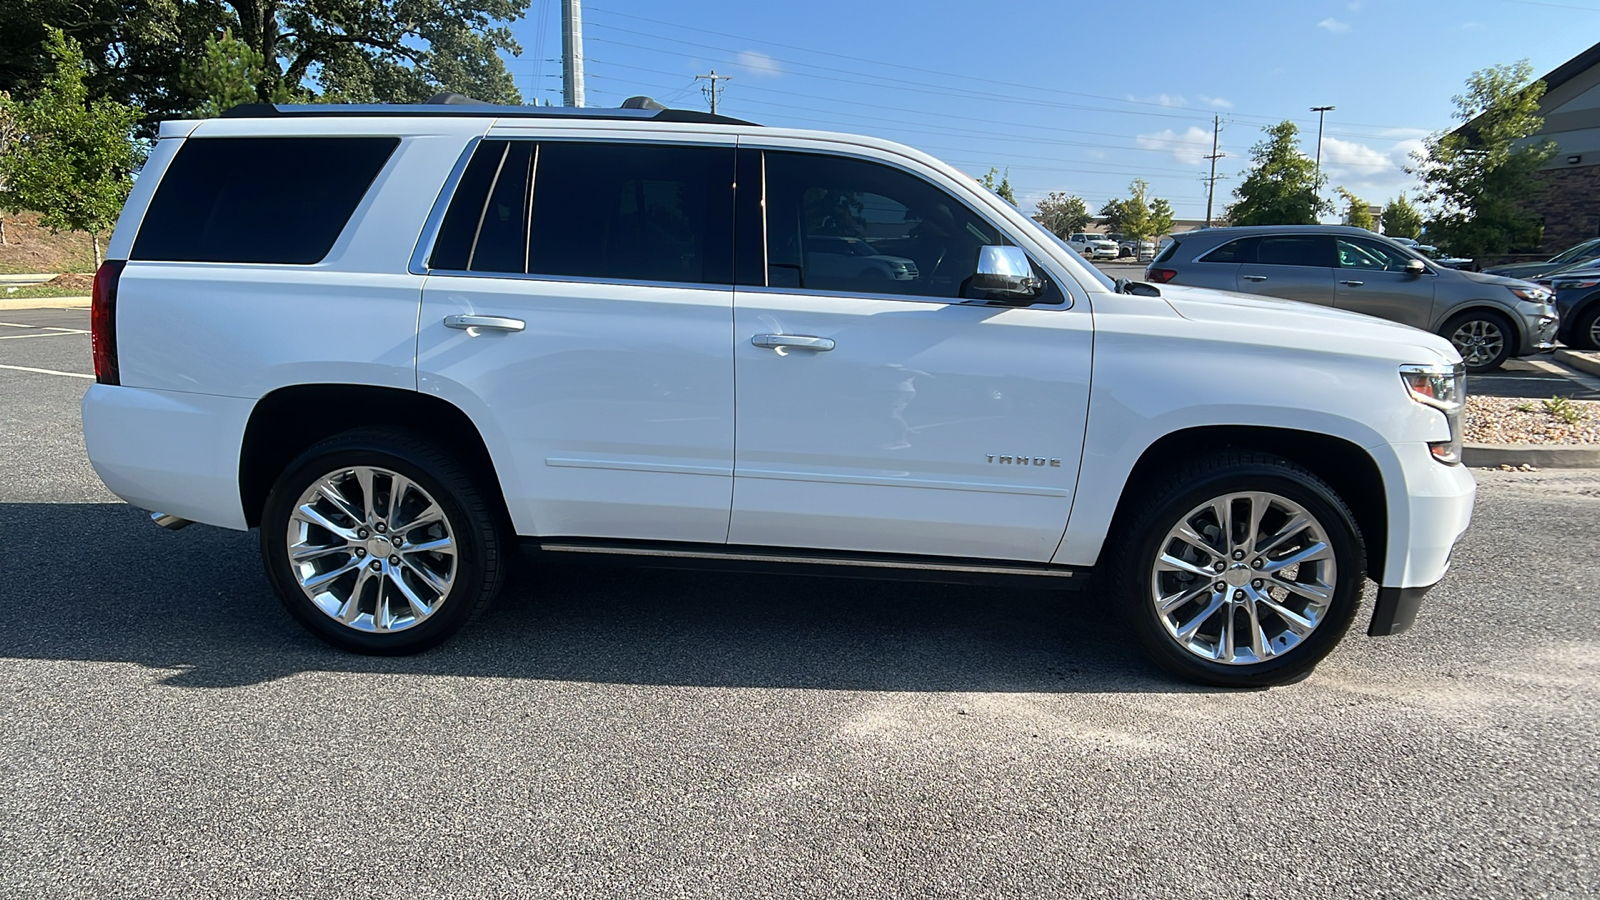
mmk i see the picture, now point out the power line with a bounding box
[694,69,730,115]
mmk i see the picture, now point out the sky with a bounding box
[499,0,1600,223]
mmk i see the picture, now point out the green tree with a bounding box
[1,0,527,120]
[982,167,1016,206]
[1413,60,1555,257]
[0,30,143,265]
[1339,188,1376,230]
[1227,120,1328,226]
[1099,179,1172,240]
[1034,191,1090,237]
[0,92,18,245]
[188,29,294,116]
[1381,193,1424,240]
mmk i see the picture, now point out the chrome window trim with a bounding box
[422,268,733,293]
[733,282,1069,310]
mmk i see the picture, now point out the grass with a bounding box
[0,284,91,300]
[1544,395,1585,425]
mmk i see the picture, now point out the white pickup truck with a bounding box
[81,99,1475,687]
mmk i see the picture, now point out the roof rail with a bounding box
[219,97,757,127]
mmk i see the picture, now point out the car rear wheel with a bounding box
[1109,452,1365,688]
[1441,310,1514,372]
[260,427,508,654]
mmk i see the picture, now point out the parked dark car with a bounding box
[1483,236,1600,281]
[1544,268,1600,349]
[1145,225,1559,371]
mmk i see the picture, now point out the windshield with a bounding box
[1549,237,1600,265]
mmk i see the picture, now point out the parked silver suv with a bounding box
[1146,225,1558,371]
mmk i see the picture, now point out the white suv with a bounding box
[1066,233,1119,260]
[82,100,1476,687]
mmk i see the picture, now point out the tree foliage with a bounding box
[0,0,527,124]
[1381,193,1424,240]
[1227,120,1328,226]
[0,92,19,245]
[1099,179,1172,240]
[982,167,1016,206]
[188,29,293,117]
[1412,60,1555,256]
[1034,191,1090,237]
[1339,188,1376,230]
[0,30,144,263]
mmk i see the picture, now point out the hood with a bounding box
[1482,261,1556,279]
[1155,284,1460,364]
[1455,269,1542,291]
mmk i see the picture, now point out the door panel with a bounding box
[730,291,1091,562]
[419,277,734,541]
[1334,237,1436,328]
[1235,234,1337,305]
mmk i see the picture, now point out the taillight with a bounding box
[91,260,125,385]
[1146,268,1177,284]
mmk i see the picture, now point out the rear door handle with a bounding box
[751,334,835,352]
[1241,274,1268,282]
[1339,280,1365,286]
[444,314,526,333]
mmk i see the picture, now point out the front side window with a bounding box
[761,150,1044,301]
[1338,237,1414,272]
[430,140,734,285]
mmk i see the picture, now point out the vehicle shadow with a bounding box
[0,502,1212,694]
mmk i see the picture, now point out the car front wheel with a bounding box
[260,428,508,654]
[1442,310,1514,372]
[1110,453,1365,687]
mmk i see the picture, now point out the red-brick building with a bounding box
[1519,41,1600,252]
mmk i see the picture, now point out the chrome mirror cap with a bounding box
[972,245,1043,298]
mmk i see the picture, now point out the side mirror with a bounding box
[972,245,1043,299]
[1404,259,1427,275]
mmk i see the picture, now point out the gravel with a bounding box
[1464,394,1600,444]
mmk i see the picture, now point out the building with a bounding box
[1514,41,1600,251]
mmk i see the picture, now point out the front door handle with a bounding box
[1241,274,1268,282]
[1339,280,1365,286]
[444,314,526,333]
[751,334,835,352]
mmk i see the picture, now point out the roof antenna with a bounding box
[620,96,666,110]
[426,92,491,106]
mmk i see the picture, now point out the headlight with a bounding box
[1552,279,1600,290]
[1509,286,1552,303]
[1400,363,1465,465]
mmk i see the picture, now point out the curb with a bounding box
[1463,442,1600,468]
[0,273,60,286]
[1554,348,1600,379]
[0,296,91,310]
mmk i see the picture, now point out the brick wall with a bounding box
[1535,164,1600,251]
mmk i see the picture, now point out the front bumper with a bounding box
[1520,310,1559,353]
[1368,440,1476,636]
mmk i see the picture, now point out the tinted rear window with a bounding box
[1257,235,1334,267]
[132,137,399,264]
[1199,237,1257,263]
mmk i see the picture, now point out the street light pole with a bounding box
[1311,105,1334,216]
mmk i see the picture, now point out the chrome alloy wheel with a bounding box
[1149,491,1337,666]
[1449,318,1505,368]
[285,466,457,633]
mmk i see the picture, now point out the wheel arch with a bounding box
[1438,301,1523,345]
[239,384,510,530]
[1097,425,1388,582]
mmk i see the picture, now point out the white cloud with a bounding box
[1456,21,1484,30]
[1127,93,1188,107]
[1084,148,1107,159]
[736,50,781,78]
[1198,94,1233,109]
[1346,1,1364,10]
[1136,126,1215,166]
[1318,18,1351,33]
[1315,136,1427,199]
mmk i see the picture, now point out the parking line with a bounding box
[0,330,89,339]
[0,363,94,379]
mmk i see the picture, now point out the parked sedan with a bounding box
[1483,236,1600,281]
[1145,225,1558,371]
[806,236,920,281]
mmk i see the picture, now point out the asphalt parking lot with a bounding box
[3,308,1598,898]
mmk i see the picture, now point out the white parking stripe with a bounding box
[0,363,94,379]
[0,330,89,339]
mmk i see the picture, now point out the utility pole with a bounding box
[1311,105,1334,214]
[696,70,730,115]
[1203,114,1226,227]
[561,0,585,108]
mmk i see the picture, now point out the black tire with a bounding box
[260,427,508,654]
[1570,302,1600,351]
[1440,309,1515,372]
[1107,452,1365,688]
